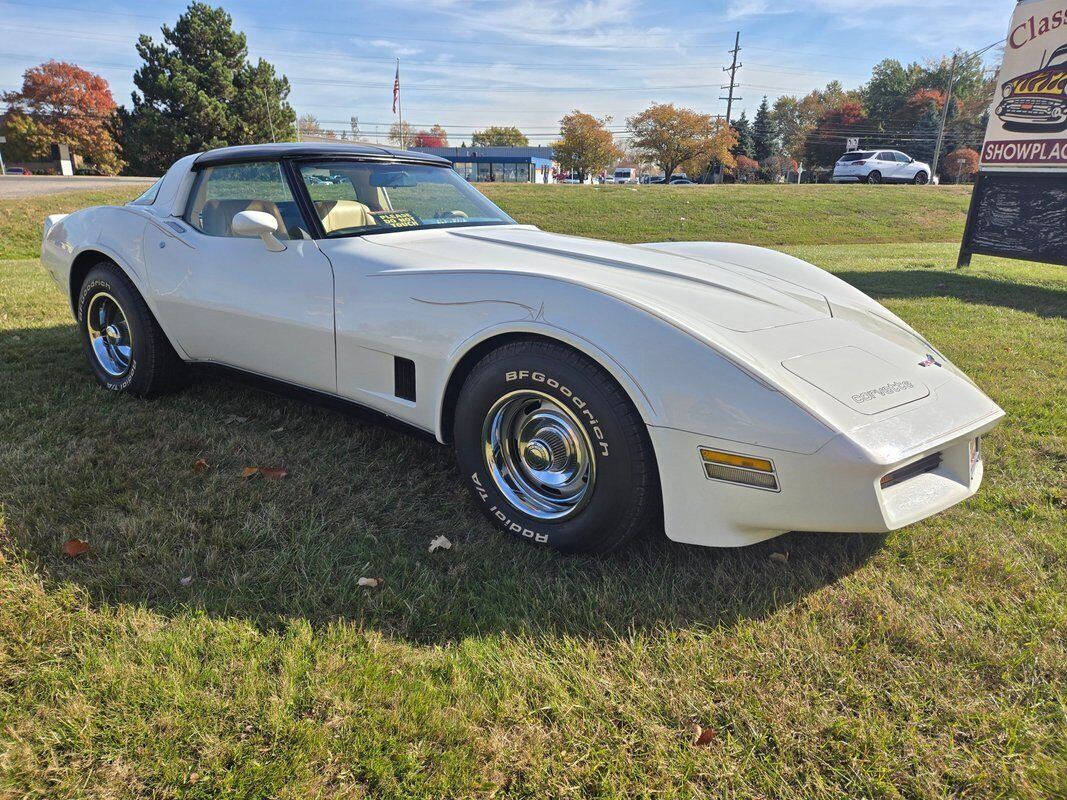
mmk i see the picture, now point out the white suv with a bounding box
[833,150,931,184]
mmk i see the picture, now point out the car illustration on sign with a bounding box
[40,143,1004,553]
[996,43,1067,132]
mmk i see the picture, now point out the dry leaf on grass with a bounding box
[192,458,210,475]
[357,577,382,589]
[62,538,91,558]
[690,724,716,746]
[240,467,259,479]
[428,535,452,553]
[769,552,789,564]
[179,576,194,587]
[260,467,288,481]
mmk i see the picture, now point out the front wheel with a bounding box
[866,171,882,184]
[77,261,186,396]
[453,340,659,553]
[913,171,929,185]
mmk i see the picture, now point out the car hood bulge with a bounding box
[369,225,831,332]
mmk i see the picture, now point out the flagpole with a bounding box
[396,58,404,149]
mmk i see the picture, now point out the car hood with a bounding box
[361,225,999,434]
[367,225,832,333]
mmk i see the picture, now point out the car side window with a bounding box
[876,152,893,162]
[895,153,911,163]
[185,161,300,239]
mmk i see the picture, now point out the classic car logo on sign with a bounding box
[996,44,1067,132]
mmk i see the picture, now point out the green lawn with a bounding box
[1,185,1065,798]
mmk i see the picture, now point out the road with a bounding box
[0,175,156,199]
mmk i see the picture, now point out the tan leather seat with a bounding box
[315,200,376,233]
[199,199,289,239]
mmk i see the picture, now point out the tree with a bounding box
[2,61,124,174]
[411,125,448,148]
[551,111,622,182]
[627,103,735,180]
[943,147,979,182]
[297,113,335,139]
[429,124,448,146]
[761,154,798,182]
[388,121,413,147]
[863,59,918,124]
[734,155,759,182]
[804,101,869,168]
[731,111,754,158]
[471,126,528,146]
[751,96,778,162]
[122,2,295,175]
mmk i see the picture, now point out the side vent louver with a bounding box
[394,357,416,402]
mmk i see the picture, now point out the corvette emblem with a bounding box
[918,354,942,368]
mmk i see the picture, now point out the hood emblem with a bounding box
[918,354,942,368]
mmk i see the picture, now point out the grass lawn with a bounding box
[0,185,1065,798]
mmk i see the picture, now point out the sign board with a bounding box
[960,0,1067,266]
[846,137,860,151]
[980,0,1067,170]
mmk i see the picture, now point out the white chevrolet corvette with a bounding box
[41,143,1003,553]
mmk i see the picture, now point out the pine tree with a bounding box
[122,3,296,174]
[731,111,754,158]
[752,96,778,162]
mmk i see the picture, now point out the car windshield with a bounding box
[298,161,514,237]
[1047,45,1067,67]
[840,152,874,162]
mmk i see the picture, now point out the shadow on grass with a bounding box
[1,325,884,645]
[836,270,1067,319]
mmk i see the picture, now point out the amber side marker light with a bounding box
[699,448,779,491]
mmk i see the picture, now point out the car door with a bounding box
[894,152,918,180]
[874,152,901,181]
[145,159,338,393]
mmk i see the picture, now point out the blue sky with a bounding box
[0,0,1017,143]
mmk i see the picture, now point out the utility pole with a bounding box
[931,52,958,185]
[720,32,742,126]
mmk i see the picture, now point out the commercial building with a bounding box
[409,145,556,183]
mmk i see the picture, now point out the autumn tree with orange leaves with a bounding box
[627,103,736,181]
[552,111,622,182]
[2,61,124,174]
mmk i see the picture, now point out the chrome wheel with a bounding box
[86,292,132,377]
[482,390,596,520]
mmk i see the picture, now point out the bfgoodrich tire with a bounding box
[77,261,186,396]
[454,339,659,553]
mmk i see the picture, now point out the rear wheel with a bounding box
[77,261,186,396]
[866,170,882,184]
[453,340,659,553]
[913,171,929,185]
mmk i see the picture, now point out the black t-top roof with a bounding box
[194,142,451,168]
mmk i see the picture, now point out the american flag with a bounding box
[392,61,400,114]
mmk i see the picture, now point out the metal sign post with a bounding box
[0,136,6,176]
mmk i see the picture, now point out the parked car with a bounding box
[613,167,637,184]
[3,167,28,175]
[669,178,694,185]
[833,150,931,184]
[996,43,1067,133]
[40,142,1002,553]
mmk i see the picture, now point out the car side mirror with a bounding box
[232,210,286,252]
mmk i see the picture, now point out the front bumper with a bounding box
[649,403,1004,548]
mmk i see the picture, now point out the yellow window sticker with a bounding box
[375,211,421,228]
